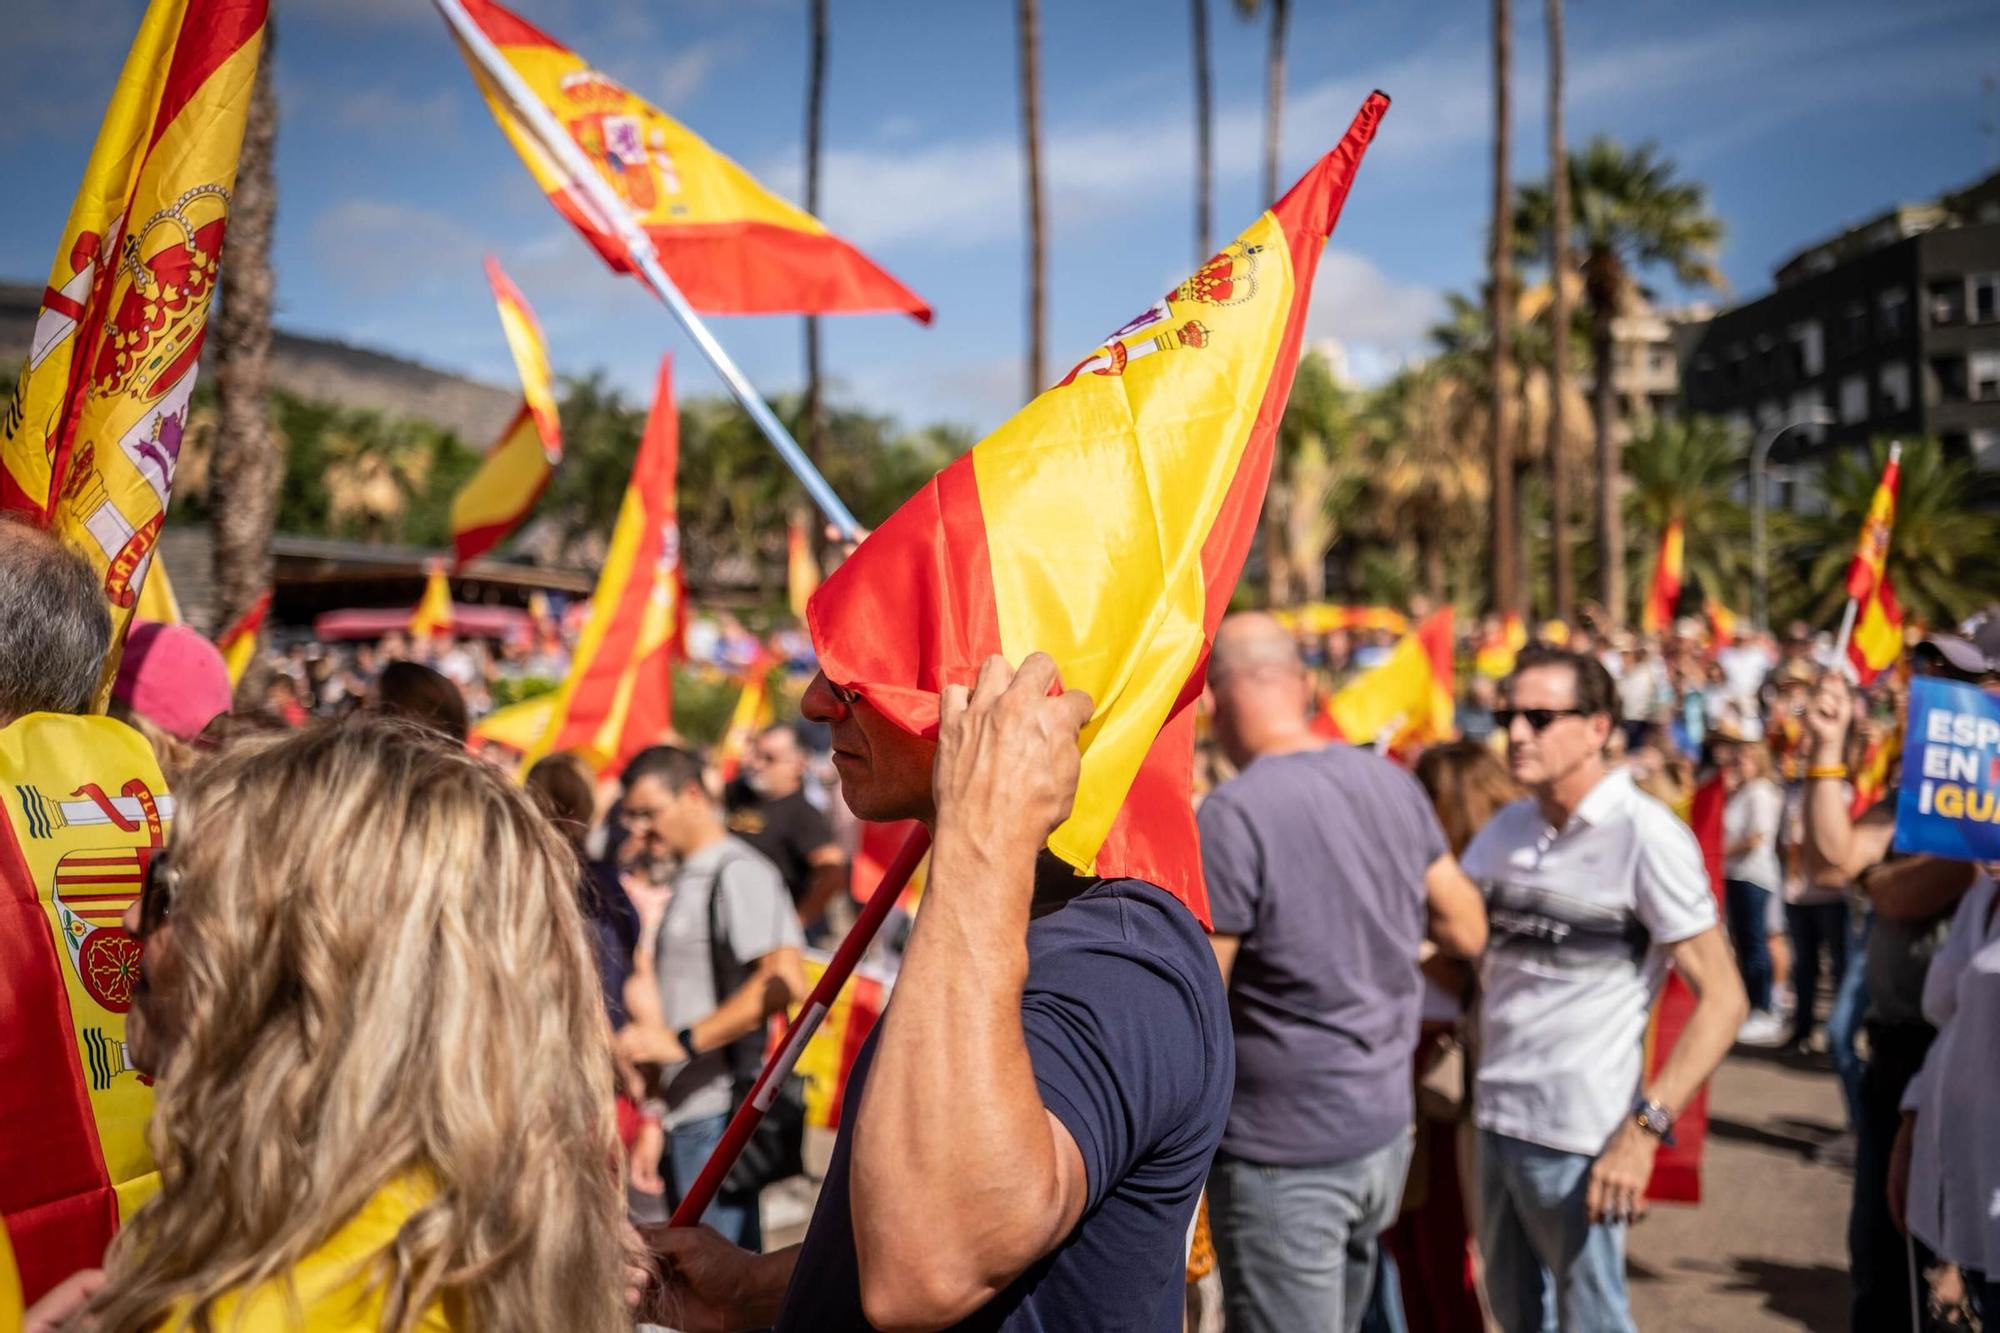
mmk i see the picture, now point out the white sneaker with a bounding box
[1738,1010,1787,1047]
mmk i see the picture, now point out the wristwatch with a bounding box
[1632,1097,1676,1146]
[676,1026,699,1058]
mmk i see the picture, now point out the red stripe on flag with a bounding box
[148,0,267,153]
[648,222,933,323]
[459,0,565,49]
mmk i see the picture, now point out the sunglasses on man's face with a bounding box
[1494,707,1587,733]
[138,849,177,938]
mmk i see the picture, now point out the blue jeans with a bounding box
[1826,912,1871,1130]
[667,1111,762,1251]
[1209,1132,1415,1333]
[1478,1130,1635,1333]
[1725,880,1775,1012]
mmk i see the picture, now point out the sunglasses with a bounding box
[827,679,861,706]
[138,848,178,938]
[1494,707,1587,733]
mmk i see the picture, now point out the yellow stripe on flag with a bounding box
[409,567,453,639]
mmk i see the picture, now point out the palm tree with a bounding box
[1018,0,1046,396]
[1621,416,1754,619]
[208,36,278,641]
[802,0,829,548]
[1543,0,1574,620]
[1273,351,1368,601]
[1367,364,1490,602]
[1488,0,1517,616]
[1515,138,1725,627]
[1787,439,2000,628]
[322,415,435,541]
[1233,0,1290,203]
[1190,0,1214,262]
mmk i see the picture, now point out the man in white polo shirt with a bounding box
[1461,645,1748,1333]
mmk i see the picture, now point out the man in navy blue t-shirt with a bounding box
[646,653,1232,1332]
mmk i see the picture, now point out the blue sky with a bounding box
[4,0,1998,438]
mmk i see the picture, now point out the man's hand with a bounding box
[1805,672,1854,765]
[1588,1119,1661,1226]
[615,1022,687,1066]
[933,653,1093,861]
[25,1268,105,1333]
[640,1225,792,1332]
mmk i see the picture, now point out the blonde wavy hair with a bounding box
[86,717,638,1331]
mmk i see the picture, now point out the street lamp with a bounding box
[1751,406,1837,634]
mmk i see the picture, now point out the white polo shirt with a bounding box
[1460,769,1718,1156]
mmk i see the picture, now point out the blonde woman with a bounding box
[71,717,639,1331]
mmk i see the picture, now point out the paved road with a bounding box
[761,1041,1859,1331]
[1629,1043,1855,1332]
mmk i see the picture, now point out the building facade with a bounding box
[1680,170,2000,511]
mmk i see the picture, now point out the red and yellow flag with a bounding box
[1274,604,1409,637]
[789,952,888,1132]
[1643,773,1728,1203]
[807,95,1391,925]
[1845,448,1900,604]
[214,588,269,687]
[452,257,563,567]
[525,358,685,773]
[0,0,268,705]
[714,656,777,783]
[1707,601,1740,644]
[409,566,454,639]
[1641,518,1685,636]
[134,553,182,626]
[447,0,931,323]
[1848,573,1905,685]
[788,513,821,621]
[1844,447,1903,684]
[1319,608,1456,752]
[1475,611,1527,679]
[2,714,173,1302]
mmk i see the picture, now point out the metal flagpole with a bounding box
[433,0,862,542]
[668,826,931,1228]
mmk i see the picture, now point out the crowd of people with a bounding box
[6,505,1999,1332]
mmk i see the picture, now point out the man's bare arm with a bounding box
[1423,855,1488,959]
[798,844,849,924]
[1209,933,1241,986]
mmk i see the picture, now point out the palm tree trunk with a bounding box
[1488,0,1517,617]
[1421,524,1447,604]
[1191,0,1213,262]
[1018,0,1046,396]
[210,37,278,658]
[1544,0,1573,622]
[1261,0,1289,203]
[803,0,828,559]
[1591,286,1626,625]
[1262,479,1293,606]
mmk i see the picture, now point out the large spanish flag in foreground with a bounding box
[525,359,685,773]
[1641,518,1685,636]
[0,0,268,705]
[1319,608,1455,752]
[446,0,931,323]
[1845,447,1903,684]
[452,257,563,567]
[808,95,1391,924]
[2,714,174,1303]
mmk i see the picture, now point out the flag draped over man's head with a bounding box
[446,0,931,323]
[1642,518,1685,636]
[525,358,685,773]
[1846,446,1903,684]
[451,257,563,567]
[807,94,1391,925]
[0,0,269,704]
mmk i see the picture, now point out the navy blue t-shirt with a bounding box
[774,878,1233,1331]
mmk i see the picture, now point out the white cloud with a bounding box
[1304,250,1441,386]
[657,41,728,108]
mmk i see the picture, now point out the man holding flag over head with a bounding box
[644,95,1389,1332]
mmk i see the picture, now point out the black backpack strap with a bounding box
[703,843,766,1086]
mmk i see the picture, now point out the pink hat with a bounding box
[113,620,235,741]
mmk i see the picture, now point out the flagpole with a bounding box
[432,0,862,543]
[668,825,931,1228]
[1831,439,1902,670]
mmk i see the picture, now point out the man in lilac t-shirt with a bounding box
[1199,614,1488,1333]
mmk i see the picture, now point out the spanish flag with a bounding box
[1644,772,1728,1203]
[214,588,268,688]
[1707,601,1740,644]
[135,552,182,625]
[788,513,820,621]
[714,656,777,783]
[523,358,685,773]
[1320,607,1456,752]
[1474,611,1527,679]
[1845,447,1903,684]
[451,256,563,567]
[0,0,268,706]
[1642,517,1685,636]
[807,95,1391,924]
[790,952,889,1132]
[409,566,454,639]
[446,0,931,323]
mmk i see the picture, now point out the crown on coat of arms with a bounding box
[92,183,231,404]
[1174,242,1263,309]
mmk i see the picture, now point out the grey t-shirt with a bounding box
[1199,743,1447,1166]
[655,836,804,1130]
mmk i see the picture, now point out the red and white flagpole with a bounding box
[668,825,931,1228]
[432,0,862,543]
